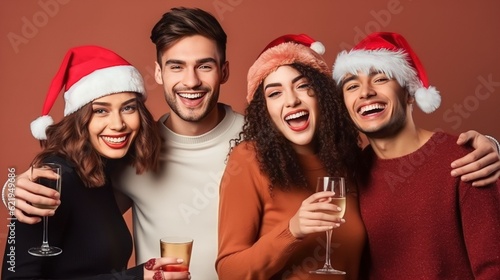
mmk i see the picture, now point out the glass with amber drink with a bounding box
[160,236,193,272]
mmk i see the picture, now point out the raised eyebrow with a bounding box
[264,82,281,91]
[92,101,111,107]
[164,58,218,67]
[264,74,305,91]
[121,97,138,106]
[340,75,358,88]
[197,57,218,65]
[164,59,185,67]
[292,74,305,84]
[369,69,387,77]
[92,97,137,107]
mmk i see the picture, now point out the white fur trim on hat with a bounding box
[63,65,145,115]
[333,49,441,113]
[30,115,54,140]
[333,49,418,88]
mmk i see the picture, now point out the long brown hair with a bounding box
[32,93,162,187]
[234,63,362,191]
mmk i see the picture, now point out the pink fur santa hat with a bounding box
[246,34,329,103]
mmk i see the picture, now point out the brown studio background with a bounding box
[1,0,499,271]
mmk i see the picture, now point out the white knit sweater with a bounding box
[115,104,244,279]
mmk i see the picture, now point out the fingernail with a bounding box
[177,258,184,263]
[336,207,342,211]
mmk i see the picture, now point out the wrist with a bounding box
[485,135,500,154]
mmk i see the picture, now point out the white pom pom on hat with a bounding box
[247,34,329,103]
[30,115,54,140]
[332,32,441,113]
[415,86,441,113]
[31,45,146,140]
[310,41,325,55]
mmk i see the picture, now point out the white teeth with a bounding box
[102,136,126,143]
[285,111,308,121]
[360,104,386,114]
[178,92,204,99]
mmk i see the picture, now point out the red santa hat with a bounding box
[332,32,441,113]
[31,45,146,140]
[246,34,330,103]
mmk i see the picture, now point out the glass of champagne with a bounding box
[310,176,346,275]
[28,162,62,257]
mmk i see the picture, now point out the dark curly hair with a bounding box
[32,93,162,187]
[232,63,362,191]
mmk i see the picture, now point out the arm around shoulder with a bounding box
[452,131,500,186]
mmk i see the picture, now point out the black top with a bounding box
[2,155,143,279]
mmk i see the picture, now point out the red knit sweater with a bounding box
[359,132,500,279]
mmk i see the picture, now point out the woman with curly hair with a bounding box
[216,34,367,279]
[2,46,189,280]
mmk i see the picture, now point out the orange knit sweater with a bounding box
[217,142,367,280]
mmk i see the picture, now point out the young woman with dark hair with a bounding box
[216,34,367,279]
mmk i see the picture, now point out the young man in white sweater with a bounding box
[110,8,244,278]
[6,7,500,280]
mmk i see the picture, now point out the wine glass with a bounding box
[310,176,346,275]
[28,163,62,257]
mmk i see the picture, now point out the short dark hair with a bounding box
[150,7,227,66]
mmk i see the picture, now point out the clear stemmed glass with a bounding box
[310,176,346,275]
[28,163,62,257]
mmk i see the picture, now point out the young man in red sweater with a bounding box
[333,31,500,279]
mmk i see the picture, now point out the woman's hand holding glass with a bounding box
[143,257,190,280]
[288,189,345,239]
[6,167,60,223]
[28,163,62,257]
[310,176,346,275]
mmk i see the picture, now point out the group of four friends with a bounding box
[2,6,500,280]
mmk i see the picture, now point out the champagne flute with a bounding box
[28,163,62,257]
[310,176,346,275]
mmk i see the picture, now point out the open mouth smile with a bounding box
[177,92,206,100]
[101,134,130,149]
[358,103,386,116]
[284,110,310,131]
